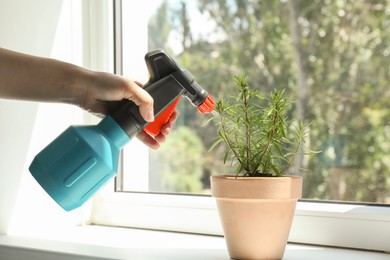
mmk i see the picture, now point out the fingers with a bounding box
[136,110,179,149]
[136,130,167,150]
[160,110,178,135]
[137,131,160,150]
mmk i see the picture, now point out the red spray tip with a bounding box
[197,95,215,114]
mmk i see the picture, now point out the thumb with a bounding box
[126,81,155,122]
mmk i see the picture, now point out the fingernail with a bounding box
[146,110,155,122]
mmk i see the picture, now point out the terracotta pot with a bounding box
[211,175,302,260]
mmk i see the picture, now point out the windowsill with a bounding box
[1,226,389,260]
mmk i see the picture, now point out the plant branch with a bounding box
[208,76,309,177]
[217,105,249,173]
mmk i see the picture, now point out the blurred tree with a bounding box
[148,0,172,53]
[147,0,390,202]
[293,0,390,201]
[149,126,205,193]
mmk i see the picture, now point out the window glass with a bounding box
[119,0,390,204]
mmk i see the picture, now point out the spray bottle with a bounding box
[29,49,215,211]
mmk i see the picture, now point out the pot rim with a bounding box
[212,174,302,180]
[211,175,303,199]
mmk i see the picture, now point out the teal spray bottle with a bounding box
[29,50,215,211]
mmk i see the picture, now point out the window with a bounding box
[6,0,89,235]
[117,0,390,203]
[92,0,390,252]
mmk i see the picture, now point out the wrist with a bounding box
[65,65,90,107]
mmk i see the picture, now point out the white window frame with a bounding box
[90,0,390,253]
[92,191,390,252]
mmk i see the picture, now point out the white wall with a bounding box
[0,0,91,235]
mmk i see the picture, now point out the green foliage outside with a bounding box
[147,0,390,203]
[149,126,205,193]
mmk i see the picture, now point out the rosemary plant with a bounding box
[210,75,307,177]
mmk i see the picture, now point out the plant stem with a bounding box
[242,84,251,176]
[219,116,248,173]
[254,98,280,175]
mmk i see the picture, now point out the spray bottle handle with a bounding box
[144,97,181,137]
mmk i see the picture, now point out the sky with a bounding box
[145,0,222,54]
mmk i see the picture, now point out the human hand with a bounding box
[77,70,177,149]
[78,71,154,120]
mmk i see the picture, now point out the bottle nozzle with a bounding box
[197,95,215,114]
